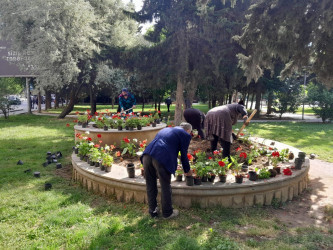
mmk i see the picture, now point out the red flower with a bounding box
[240,152,247,158]
[66,123,70,127]
[73,119,78,123]
[123,137,130,143]
[140,143,144,148]
[236,147,242,152]
[94,112,98,115]
[187,153,193,161]
[208,156,212,160]
[86,109,90,113]
[213,150,220,155]
[269,147,273,150]
[271,151,280,157]
[87,137,92,141]
[193,149,200,155]
[116,151,121,157]
[158,110,161,114]
[75,111,79,115]
[98,117,102,121]
[76,133,81,137]
[218,161,225,167]
[97,134,102,138]
[283,168,292,176]
[240,133,244,136]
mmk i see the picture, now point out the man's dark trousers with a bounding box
[142,154,173,218]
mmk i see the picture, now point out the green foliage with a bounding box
[77,141,93,157]
[307,82,333,123]
[101,153,113,167]
[258,168,271,179]
[89,147,101,162]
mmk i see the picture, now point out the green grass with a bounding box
[1,115,333,249]
[240,122,333,162]
[295,107,315,115]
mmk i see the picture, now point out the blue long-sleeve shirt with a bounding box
[141,127,192,174]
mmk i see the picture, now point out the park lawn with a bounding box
[295,107,315,115]
[1,115,333,249]
[239,122,333,162]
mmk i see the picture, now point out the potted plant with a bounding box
[270,151,281,173]
[248,168,258,181]
[127,162,135,178]
[78,114,89,128]
[175,168,183,181]
[185,175,194,186]
[89,147,101,167]
[258,167,271,179]
[230,156,244,184]
[116,118,124,131]
[294,157,303,170]
[153,112,160,124]
[125,118,136,131]
[216,158,230,183]
[77,141,93,160]
[102,153,113,173]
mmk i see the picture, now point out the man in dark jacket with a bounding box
[205,101,248,159]
[183,108,205,139]
[118,88,136,114]
[165,97,172,112]
[141,122,193,219]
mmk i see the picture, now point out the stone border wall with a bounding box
[72,139,310,208]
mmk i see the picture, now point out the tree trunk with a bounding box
[37,91,42,113]
[26,78,32,114]
[58,84,82,118]
[174,74,185,125]
[54,93,60,109]
[111,95,115,110]
[212,98,217,108]
[228,93,232,104]
[254,82,262,118]
[267,91,273,114]
[89,84,97,115]
[142,96,145,112]
[45,90,52,110]
[250,94,255,110]
[245,91,250,108]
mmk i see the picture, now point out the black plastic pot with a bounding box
[56,151,62,158]
[127,163,135,178]
[194,177,202,185]
[241,165,248,173]
[42,162,48,167]
[79,155,84,160]
[56,163,62,169]
[208,175,216,182]
[137,125,142,130]
[95,162,100,168]
[129,127,134,131]
[101,165,106,171]
[52,159,58,163]
[89,160,95,166]
[235,175,243,184]
[185,176,194,186]
[45,183,52,191]
[34,172,40,178]
[298,152,306,162]
[118,126,123,131]
[269,168,277,177]
[273,166,281,174]
[74,148,79,154]
[47,151,52,156]
[105,166,112,172]
[248,171,257,181]
[295,157,303,170]
[202,175,208,182]
[152,122,156,127]
[155,119,160,124]
[176,175,183,181]
[103,125,108,131]
[82,123,87,128]
[125,126,129,130]
[219,175,227,183]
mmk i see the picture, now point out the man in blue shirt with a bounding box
[118,88,136,114]
[141,123,193,219]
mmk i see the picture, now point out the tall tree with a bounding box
[235,0,333,87]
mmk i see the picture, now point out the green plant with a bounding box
[78,114,88,123]
[95,119,105,128]
[153,112,160,120]
[89,147,101,162]
[101,153,113,167]
[230,156,243,177]
[125,118,136,128]
[77,141,93,157]
[116,118,124,127]
[279,148,289,162]
[120,137,136,156]
[176,168,183,176]
[258,168,271,179]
